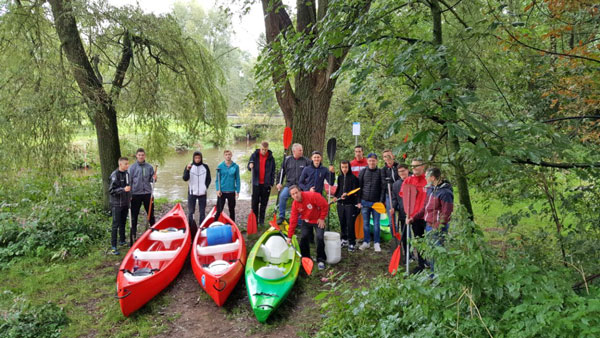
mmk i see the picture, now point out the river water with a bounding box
[153,141,259,202]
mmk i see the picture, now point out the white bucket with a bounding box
[324,231,341,264]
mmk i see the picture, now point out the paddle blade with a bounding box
[372,202,387,214]
[301,257,314,276]
[283,127,293,150]
[247,211,257,235]
[388,246,402,275]
[347,187,360,196]
[269,215,280,231]
[326,138,337,164]
[355,214,364,240]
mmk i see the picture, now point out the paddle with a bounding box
[402,183,418,274]
[354,213,364,240]
[326,138,336,229]
[328,187,360,205]
[247,168,257,235]
[387,178,401,276]
[372,202,387,214]
[147,165,158,223]
[269,217,313,275]
[274,127,293,220]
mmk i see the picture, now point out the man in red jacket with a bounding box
[400,157,428,273]
[350,145,368,177]
[287,185,329,270]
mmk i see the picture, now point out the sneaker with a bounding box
[348,244,356,252]
[110,247,120,255]
[318,262,326,270]
[374,243,381,252]
[340,239,348,248]
[359,242,370,251]
[118,241,127,247]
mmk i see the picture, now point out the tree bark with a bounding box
[49,0,122,209]
[261,0,368,153]
[431,0,474,218]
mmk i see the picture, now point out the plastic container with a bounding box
[324,231,341,264]
[206,224,233,246]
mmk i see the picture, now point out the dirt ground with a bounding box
[146,199,393,337]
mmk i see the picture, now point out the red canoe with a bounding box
[191,207,247,306]
[116,203,190,316]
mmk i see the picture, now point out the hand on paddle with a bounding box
[249,163,254,169]
[407,217,413,224]
[328,165,335,173]
[187,163,192,170]
[124,186,131,192]
[276,183,282,191]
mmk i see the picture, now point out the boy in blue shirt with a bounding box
[215,150,240,222]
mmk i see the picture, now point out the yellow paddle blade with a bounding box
[347,187,360,196]
[372,202,387,214]
[355,214,364,240]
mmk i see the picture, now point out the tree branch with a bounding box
[513,159,600,169]
[542,115,600,123]
[110,30,132,101]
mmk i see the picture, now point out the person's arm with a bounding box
[109,172,124,196]
[439,191,454,224]
[413,193,427,221]
[316,194,329,220]
[235,165,241,193]
[247,152,256,170]
[205,165,211,188]
[288,202,299,239]
[298,167,309,191]
[183,166,190,181]
[334,175,342,199]
[357,170,364,201]
[268,157,276,186]
[379,170,387,203]
[215,168,221,192]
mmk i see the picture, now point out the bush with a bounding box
[0,297,69,338]
[0,174,108,267]
[316,211,600,337]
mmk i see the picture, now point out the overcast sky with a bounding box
[107,0,266,56]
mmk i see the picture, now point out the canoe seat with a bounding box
[206,260,231,275]
[256,265,285,280]
[149,228,186,249]
[133,248,180,269]
[256,236,294,264]
[197,239,240,261]
[123,267,159,282]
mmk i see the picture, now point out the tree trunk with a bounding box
[431,0,474,219]
[49,0,121,209]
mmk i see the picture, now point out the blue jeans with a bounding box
[278,186,290,221]
[361,200,380,244]
[425,223,449,273]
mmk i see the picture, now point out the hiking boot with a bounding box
[348,244,356,252]
[359,242,370,251]
[318,262,326,270]
[374,243,381,252]
[340,239,348,248]
[110,247,120,255]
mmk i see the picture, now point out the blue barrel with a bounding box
[206,225,233,246]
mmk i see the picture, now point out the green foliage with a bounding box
[317,212,600,337]
[0,295,69,338]
[0,174,108,267]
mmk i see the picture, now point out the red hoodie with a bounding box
[287,191,329,239]
[400,174,427,218]
[350,157,367,177]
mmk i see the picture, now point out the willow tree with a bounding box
[257,0,373,152]
[1,0,226,207]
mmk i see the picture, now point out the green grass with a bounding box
[0,246,176,337]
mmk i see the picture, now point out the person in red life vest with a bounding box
[400,157,428,273]
[286,185,329,270]
[350,145,368,177]
[248,141,276,227]
[408,167,453,276]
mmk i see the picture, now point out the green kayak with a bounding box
[370,212,392,242]
[245,224,300,323]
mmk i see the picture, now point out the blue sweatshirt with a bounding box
[216,161,240,193]
[298,163,333,193]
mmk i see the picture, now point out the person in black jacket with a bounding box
[382,149,399,211]
[333,161,360,251]
[183,151,211,237]
[109,157,131,255]
[390,164,411,257]
[358,153,386,252]
[248,141,276,226]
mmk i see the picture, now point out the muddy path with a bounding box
[150,199,393,337]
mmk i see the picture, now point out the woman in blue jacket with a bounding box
[215,150,241,222]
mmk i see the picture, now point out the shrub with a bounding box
[316,211,600,337]
[0,296,69,338]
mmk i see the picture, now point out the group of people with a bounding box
[108,142,454,276]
